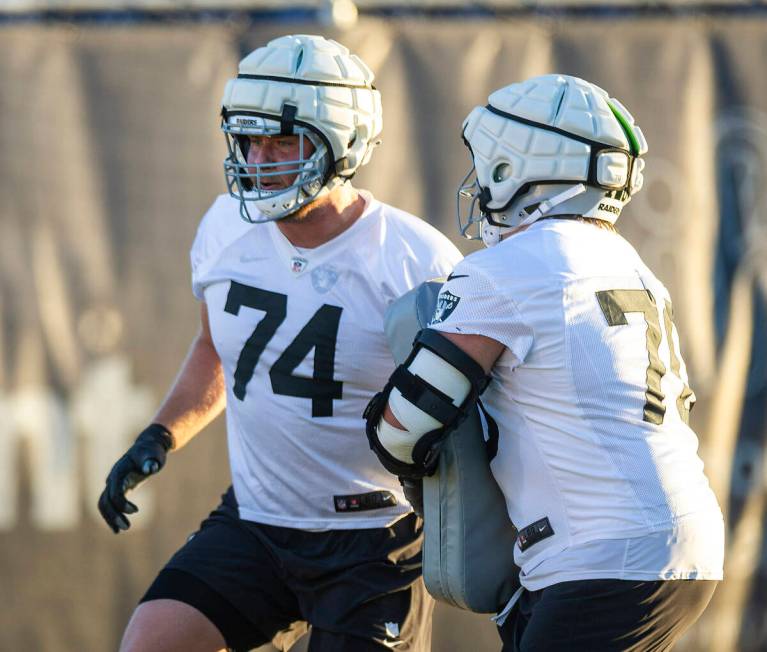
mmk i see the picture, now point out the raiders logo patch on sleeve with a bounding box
[429,290,461,325]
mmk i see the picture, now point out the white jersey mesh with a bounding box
[429,218,723,588]
[191,191,461,529]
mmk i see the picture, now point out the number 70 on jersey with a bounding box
[596,288,694,426]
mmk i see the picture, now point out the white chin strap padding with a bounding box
[377,348,472,463]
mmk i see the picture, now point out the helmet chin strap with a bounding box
[516,184,587,228]
[481,184,587,247]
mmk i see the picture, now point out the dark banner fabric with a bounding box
[0,16,765,652]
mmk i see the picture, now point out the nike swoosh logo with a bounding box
[446,273,469,281]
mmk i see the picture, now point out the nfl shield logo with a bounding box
[290,256,308,274]
[429,290,461,325]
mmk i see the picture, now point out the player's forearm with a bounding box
[152,332,226,450]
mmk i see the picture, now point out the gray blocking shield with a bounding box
[384,280,520,613]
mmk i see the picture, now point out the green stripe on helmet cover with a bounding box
[607,100,641,156]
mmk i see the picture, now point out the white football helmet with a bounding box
[457,74,648,246]
[221,34,383,222]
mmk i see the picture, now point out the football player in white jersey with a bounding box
[366,74,724,650]
[97,35,461,652]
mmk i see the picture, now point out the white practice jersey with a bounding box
[191,191,462,529]
[429,219,724,590]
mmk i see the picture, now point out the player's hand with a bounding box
[400,477,424,519]
[97,424,174,533]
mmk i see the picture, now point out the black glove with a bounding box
[97,423,174,533]
[400,477,424,519]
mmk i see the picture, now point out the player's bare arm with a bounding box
[97,302,225,533]
[153,302,226,449]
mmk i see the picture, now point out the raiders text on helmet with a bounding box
[457,74,648,246]
[221,35,383,222]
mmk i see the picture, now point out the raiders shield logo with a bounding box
[430,290,460,324]
[311,264,339,293]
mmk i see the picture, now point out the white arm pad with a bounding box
[377,419,418,463]
[378,348,472,463]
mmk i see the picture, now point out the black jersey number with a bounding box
[224,281,343,417]
[596,289,693,425]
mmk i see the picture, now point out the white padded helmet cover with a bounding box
[462,74,648,213]
[222,35,382,175]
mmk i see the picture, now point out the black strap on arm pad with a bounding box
[364,328,491,479]
[415,329,490,393]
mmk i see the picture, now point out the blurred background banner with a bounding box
[0,3,765,651]
[0,0,764,10]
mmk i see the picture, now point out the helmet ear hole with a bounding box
[492,162,512,183]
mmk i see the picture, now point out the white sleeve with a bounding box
[189,218,209,301]
[392,222,462,288]
[189,195,246,301]
[428,260,534,366]
[375,224,464,305]
[422,236,463,280]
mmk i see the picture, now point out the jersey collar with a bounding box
[266,190,376,276]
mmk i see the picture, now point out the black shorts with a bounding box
[499,577,718,651]
[141,487,433,652]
